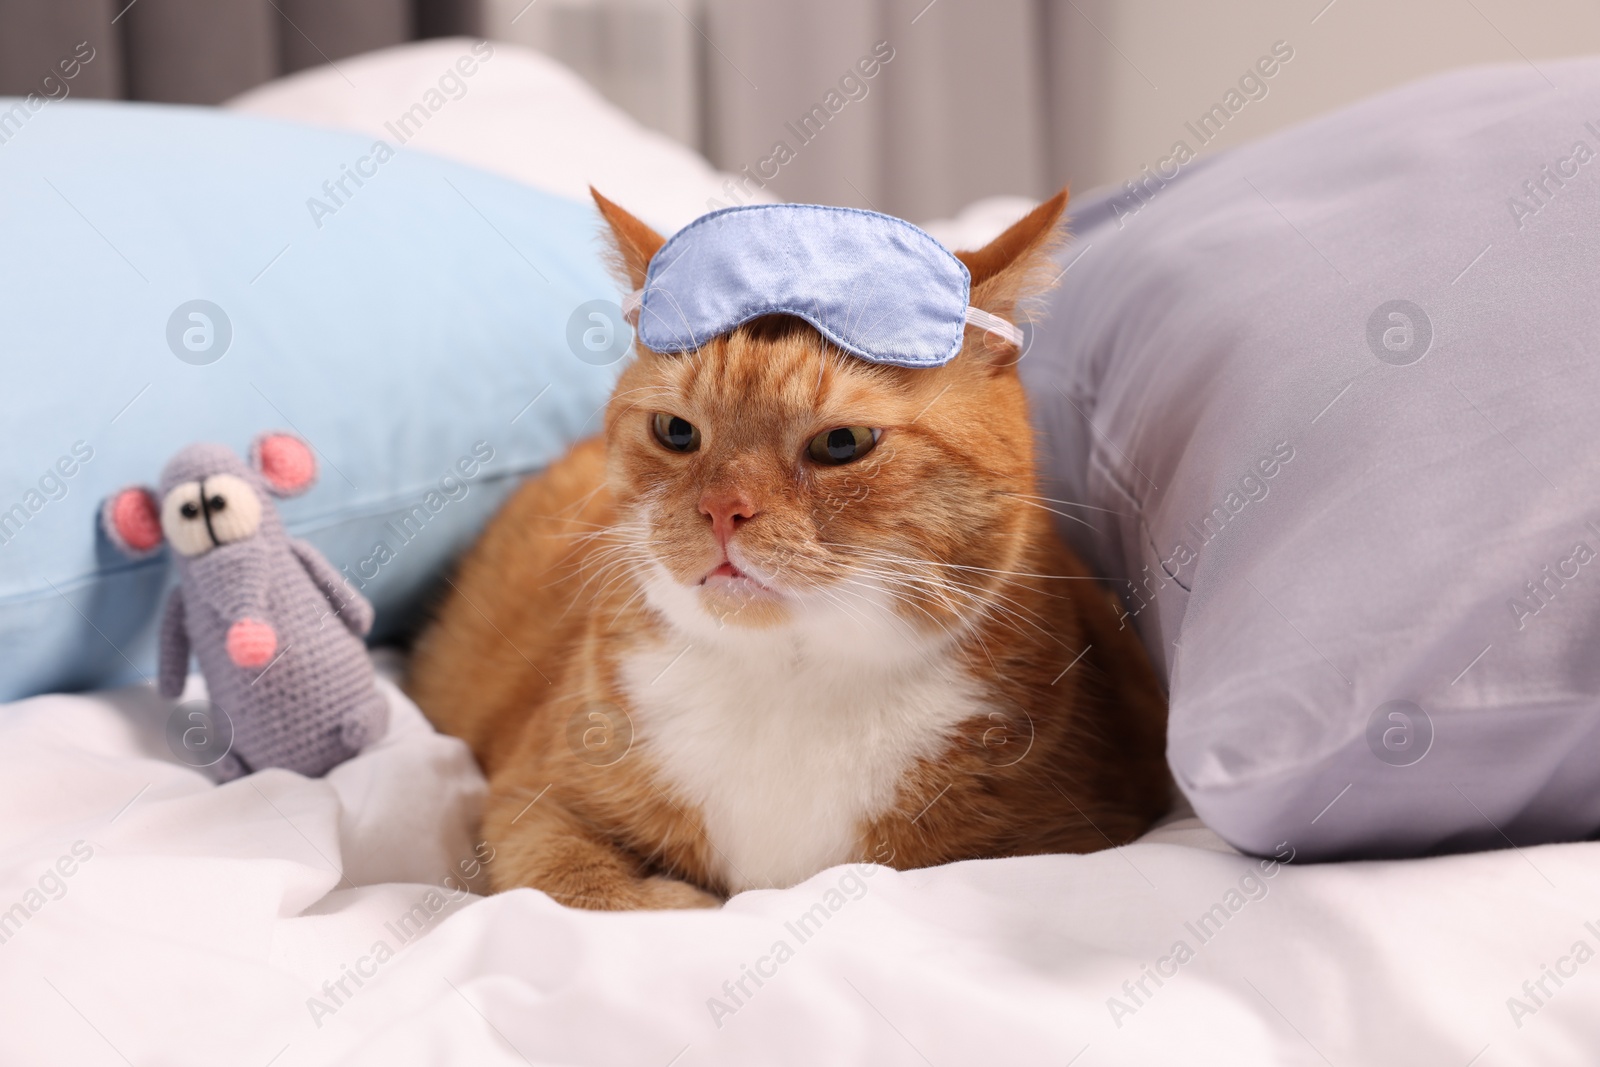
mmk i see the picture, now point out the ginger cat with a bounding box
[407,189,1169,910]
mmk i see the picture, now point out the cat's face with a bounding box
[603,317,1035,639]
[591,190,1066,647]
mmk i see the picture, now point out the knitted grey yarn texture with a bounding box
[154,442,386,780]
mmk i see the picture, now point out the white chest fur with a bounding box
[620,576,987,892]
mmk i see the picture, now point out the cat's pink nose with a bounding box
[226,618,278,668]
[698,490,758,546]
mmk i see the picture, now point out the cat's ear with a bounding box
[955,189,1069,369]
[591,188,665,292]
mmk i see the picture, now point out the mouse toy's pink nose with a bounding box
[226,619,278,669]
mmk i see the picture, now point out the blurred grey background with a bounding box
[3,0,1599,218]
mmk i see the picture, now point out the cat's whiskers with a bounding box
[840,548,1062,625]
[541,540,624,593]
[825,567,968,637]
[811,584,891,635]
[1003,491,1128,517]
[821,577,992,673]
[609,386,682,420]
[565,542,657,599]
[1001,494,1097,531]
[594,552,662,606]
[549,517,649,551]
[815,581,962,664]
[610,385,678,403]
[839,557,1063,647]
[554,559,649,622]
[821,541,1062,623]
[542,533,640,578]
[870,573,1055,648]
[548,478,610,518]
[575,552,654,606]
[548,530,660,608]
[833,560,956,615]
[540,521,653,582]
[607,580,655,627]
[531,515,615,534]
[606,383,677,402]
[817,539,1100,583]
[592,522,1062,647]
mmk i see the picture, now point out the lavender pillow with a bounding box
[1023,58,1600,860]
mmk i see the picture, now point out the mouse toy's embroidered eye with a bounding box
[160,474,263,557]
[652,413,701,453]
[807,426,880,465]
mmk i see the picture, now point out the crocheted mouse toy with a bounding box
[102,432,387,780]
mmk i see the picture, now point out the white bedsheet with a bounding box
[1,653,1597,1065]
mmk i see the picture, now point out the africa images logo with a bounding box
[166,300,233,365]
[1366,299,1432,366]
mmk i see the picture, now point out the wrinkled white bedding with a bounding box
[1,652,1596,1066]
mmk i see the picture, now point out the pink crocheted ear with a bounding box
[251,432,317,497]
[102,486,163,556]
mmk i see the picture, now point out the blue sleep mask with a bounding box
[621,204,1022,369]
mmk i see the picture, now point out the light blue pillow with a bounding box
[0,100,625,701]
[1023,58,1600,860]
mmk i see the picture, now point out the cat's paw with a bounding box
[636,876,723,910]
[522,873,722,911]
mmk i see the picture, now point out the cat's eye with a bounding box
[651,413,701,453]
[807,426,880,465]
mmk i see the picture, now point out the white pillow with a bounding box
[227,37,773,233]
[917,195,1040,252]
[227,38,1042,249]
